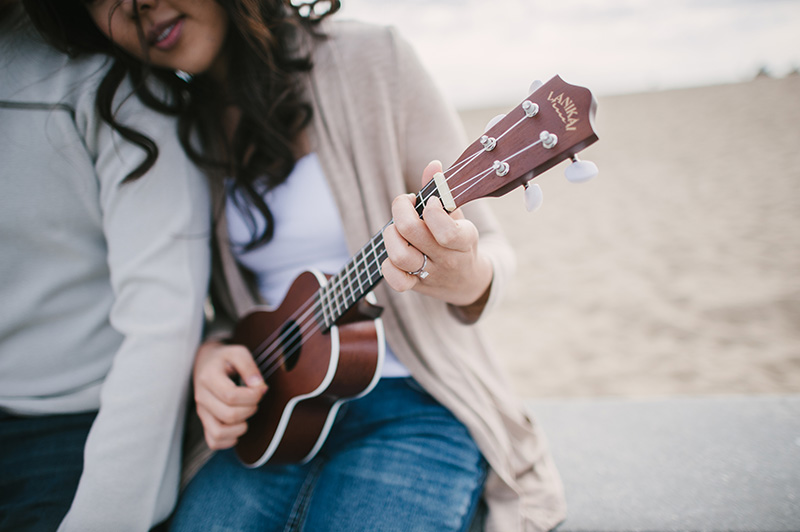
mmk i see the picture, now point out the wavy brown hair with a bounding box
[22,0,341,248]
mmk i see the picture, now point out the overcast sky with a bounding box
[338,0,800,108]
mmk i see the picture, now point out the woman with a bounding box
[1,2,210,531]
[22,1,566,531]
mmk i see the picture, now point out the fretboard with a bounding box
[315,179,440,330]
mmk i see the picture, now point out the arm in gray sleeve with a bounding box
[57,80,211,532]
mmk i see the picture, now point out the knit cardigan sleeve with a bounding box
[305,20,516,323]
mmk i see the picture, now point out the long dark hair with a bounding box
[22,0,341,248]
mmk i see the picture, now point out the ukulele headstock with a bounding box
[441,75,598,208]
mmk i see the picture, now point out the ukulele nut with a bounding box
[480,135,497,151]
[522,100,539,117]
[493,160,510,177]
[540,131,558,149]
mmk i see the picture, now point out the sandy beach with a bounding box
[458,75,800,398]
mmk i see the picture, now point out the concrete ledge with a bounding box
[525,395,800,532]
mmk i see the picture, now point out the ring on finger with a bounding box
[406,253,429,280]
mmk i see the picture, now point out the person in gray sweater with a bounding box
[0,3,211,531]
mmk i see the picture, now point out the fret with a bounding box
[366,235,383,288]
[344,260,357,305]
[341,273,351,307]
[417,181,439,217]
[369,237,382,284]
[329,280,340,321]
[312,226,394,330]
[355,251,366,294]
[372,239,386,268]
[326,277,340,315]
[313,293,326,329]
[368,258,380,285]
[415,190,426,215]
[319,287,332,329]
[332,276,345,317]
[335,272,349,310]
[327,282,338,327]
[362,246,375,287]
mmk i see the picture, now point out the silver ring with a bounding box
[407,253,429,279]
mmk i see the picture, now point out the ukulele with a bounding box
[232,75,599,467]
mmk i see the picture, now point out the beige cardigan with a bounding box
[192,20,566,532]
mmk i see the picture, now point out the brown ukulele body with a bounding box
[232,269,384,467]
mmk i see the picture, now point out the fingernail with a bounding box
[246,375,265,387]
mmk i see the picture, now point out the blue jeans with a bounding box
[0,410,95,532]
[170,377,487,532]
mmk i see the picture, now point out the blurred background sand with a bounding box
[458,75,800,398]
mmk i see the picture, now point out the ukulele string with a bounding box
[250,241,386,375]
[420,113,537,207]
[249,296,317,370]
[445,136,543,204]
[254,145,542,377]
[251,116,544,377]
[253,244,394,378]
[247,214,402,370]
[248,224,393,372]
[253,133,545,376]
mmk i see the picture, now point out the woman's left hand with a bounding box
[382,160,494,307]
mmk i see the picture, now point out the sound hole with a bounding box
[279,320,302,371]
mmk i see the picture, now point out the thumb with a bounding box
[421,159,443,187]
[225,346,267,389]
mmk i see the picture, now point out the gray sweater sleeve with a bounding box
[55,80,211,530]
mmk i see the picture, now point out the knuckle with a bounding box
[206,437,226,450]
[436,225,461,248]
[222,345,252,365]
[219,388,240,405]
[439,233,459,249]
[397,246,417,267]
[392,217,415,239]
[218,408,239,425]
[204,424,223,445]
[230,345,252,358]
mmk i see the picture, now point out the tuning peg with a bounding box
[564,156,599,183]
[529,80,544,94]
[484,114,505,133]
[524,182,543,212]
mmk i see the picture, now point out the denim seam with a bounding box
[285,458,325,532]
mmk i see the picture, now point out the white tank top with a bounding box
[226,153,409,377]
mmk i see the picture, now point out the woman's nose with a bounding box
[123,0,157,16]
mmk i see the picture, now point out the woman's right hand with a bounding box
[193,340,268,450]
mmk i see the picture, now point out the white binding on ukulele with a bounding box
[245,269,386,468]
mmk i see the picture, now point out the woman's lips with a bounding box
[149,17,185,50]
